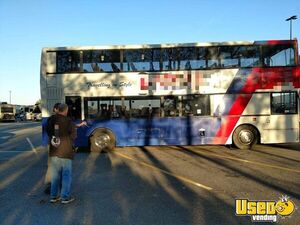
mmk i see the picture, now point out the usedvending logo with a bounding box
[235,195,296,222]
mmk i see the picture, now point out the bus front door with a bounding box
[65,96,82,120]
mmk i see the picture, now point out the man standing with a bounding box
[48,103,76,204]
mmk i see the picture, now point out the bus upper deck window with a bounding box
[262,44,295,67]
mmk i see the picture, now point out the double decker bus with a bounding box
[40,39,300,151]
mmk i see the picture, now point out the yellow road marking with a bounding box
[186,149,300,173]
[113,151,213,191]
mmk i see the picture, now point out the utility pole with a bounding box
[286,15,297,40]
[9,90,11,104]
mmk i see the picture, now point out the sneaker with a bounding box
[50,196,60,203]
[61,197,75,204]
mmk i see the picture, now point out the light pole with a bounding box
[9,90,11,104]
[286,15,297,40]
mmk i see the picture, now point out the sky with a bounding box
[0,0,299,105]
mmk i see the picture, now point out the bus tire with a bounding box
[90,128,116,153]
[233,125,258,150]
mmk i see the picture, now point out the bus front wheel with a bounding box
[90,128,116,152]
[233,125,258,150]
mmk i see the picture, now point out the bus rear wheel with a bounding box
[233,125,258,150]
[90,128,116,152]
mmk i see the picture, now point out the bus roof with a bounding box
[43,39,297,51]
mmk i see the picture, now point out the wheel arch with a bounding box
[89,127,117,152]
[90,127,115,138]
[233,123,261,144]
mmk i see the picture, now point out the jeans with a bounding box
[50,156,72,200]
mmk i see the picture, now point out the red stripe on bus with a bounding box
[266,40,296,45]
[213,67,300,144]
[212,116,240,144]
[213,94,252,144]
[241,67,300,92]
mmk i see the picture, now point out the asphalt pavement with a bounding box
[0,121,299,225]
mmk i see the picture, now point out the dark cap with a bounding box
[58,103,68,113]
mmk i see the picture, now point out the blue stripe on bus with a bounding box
[42,117,221,147]
[72,117,222,148]
[226,68,252,94]
[213,68,253,117]
[43,117,224,148]
[42,117,49,146]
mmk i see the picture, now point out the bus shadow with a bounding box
[269,143,300,152]
[251,145,300,164]
[0,146,255,225]
[87,147,253,225]
[0,146,48,223]
[179,146,300,200]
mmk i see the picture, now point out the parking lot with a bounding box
[0,122,299,225]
